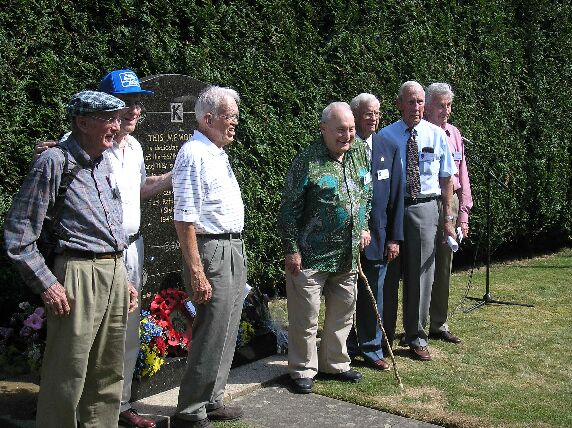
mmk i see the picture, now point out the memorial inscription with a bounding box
[133,74,207,307]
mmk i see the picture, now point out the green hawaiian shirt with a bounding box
[278,136,372,272]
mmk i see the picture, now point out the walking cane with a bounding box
[356,253,404,390]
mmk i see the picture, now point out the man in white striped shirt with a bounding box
[171,86,246,428]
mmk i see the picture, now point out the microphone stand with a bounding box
[463,138,533,313]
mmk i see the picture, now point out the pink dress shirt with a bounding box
[444,123,473,224]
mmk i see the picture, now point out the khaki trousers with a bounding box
[36,254,128,428]
[430,194,459,333]
[286,269,357,379]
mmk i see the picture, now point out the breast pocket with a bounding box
[419,153,438,175]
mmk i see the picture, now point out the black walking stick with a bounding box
[356,253,404,390]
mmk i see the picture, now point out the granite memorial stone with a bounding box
[133,74,207,307]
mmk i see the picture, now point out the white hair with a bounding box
[321,101,352,123]
[349,93,380,114]
[195,85,240,122]
[398,80,424,100]
[426,82,454,106]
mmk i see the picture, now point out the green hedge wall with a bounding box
[1,0,571,309]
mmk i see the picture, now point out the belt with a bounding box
[63,249,123,260]
[199,232,243,240]
[129,230,142,245]
[404,195,440,206]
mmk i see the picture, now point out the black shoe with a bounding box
[206,405,243,421]
[318,369,362,383]
[429,330,462,344]
[172,416,213,428]
[291,377,313,394]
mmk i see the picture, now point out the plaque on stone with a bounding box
[133,74,207,307]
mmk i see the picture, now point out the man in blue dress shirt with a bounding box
[378,81,457,361]
[347,93,404,371]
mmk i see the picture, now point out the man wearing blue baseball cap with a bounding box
[34,69,172,428]
[5,90,135,427]
[98,69,171,428]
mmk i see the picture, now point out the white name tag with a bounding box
[453,151,462,161]
[377,169,389,180]
[419,152,437,162]
[363,172,372,185]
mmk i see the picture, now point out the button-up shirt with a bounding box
[172,130,244,233]
[378,119,457,197]
[278,137,372,272]
[4,135,127,293]
[107,134,146,235]
[444,123,473,223]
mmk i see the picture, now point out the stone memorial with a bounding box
[130,74,207,400]
[133,74,207,308]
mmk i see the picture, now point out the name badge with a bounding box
[377,169,389,180]
[363,172,372,185]
[419,152,437,162]
[453,151,462,161]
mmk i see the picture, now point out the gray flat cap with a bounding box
[67,90,126,118]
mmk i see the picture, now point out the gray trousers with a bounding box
[402,199,439,348]
[176,236,246,422]
[383,200,440,348]
[430,194,459,333]
[121,235,144,412]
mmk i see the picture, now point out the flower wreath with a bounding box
[149,288,193,356]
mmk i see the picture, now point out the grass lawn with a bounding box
[269,248,572,428]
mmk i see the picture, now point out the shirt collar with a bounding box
[193,129,226,156]
[318,136,356,162]
[62,134,99,167]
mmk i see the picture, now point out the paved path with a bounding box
[134,354,441,428]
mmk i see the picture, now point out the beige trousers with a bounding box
[36,254,128,428]
[286,269,357,379]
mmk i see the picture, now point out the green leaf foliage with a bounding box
[1,0,571,309]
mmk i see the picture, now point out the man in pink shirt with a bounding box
[425,82,473,344]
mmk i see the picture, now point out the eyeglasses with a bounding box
[217,113,240,122]
[123,100,144,108]
[89,116,122,125]
[362,112,380,120]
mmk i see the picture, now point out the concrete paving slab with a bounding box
[132,354,289,418]
[233,383,442,428]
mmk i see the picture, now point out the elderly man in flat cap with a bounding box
[4,90,136,428]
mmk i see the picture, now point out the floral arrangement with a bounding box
[135,310,168,378]
[0,301,46,375]
[149,287,193,356]
[135,287,194,378]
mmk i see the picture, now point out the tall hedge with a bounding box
[1,0,571,309]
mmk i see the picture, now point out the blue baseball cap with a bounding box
[98,69,154,95]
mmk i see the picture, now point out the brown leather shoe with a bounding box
[410,346,432,361]
[119,408,156,428]
[367,358,390,371]
[206,405,243,421]
[432,330,462,344]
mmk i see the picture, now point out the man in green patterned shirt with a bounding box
[278,101,372,394]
